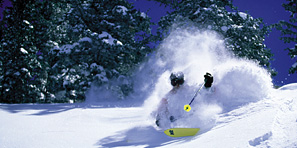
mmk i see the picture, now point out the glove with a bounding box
[170,116,177,122]
[204,72,213,88]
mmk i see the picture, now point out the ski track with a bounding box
[215,97,275,129]
[255,89,297,148]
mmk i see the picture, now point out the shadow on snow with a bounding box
[0,101,143,116]
[96,125,196,148]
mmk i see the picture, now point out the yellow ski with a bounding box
[164,128,200,137]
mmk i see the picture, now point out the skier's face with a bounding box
[171,77,184,87]
[171,79,182,88]
[171,78,178,86]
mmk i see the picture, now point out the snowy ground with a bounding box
[0,84,296,148]
[1,29,297,148]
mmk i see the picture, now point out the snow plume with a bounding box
[85,75,139,106]
[212,59,273,112]
[141,27,273,131]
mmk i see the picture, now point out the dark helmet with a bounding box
[170,72,184,86]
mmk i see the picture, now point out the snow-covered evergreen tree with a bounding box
[152,0,274,75]
[0,1,46,103]
[0,0,152,103]
[40,0,72,103]
[48,0,153,102]
[275,0,297,74]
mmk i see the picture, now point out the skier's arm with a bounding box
[157,98,168,113]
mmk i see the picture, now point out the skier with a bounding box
[155,72,214,127]
[155,72,184,127]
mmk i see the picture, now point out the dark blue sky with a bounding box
[233,0,296,86]
[1,0,296,86]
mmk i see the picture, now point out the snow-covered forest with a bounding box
[0,0,296,103]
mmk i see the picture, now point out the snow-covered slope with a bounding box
[0,84,296,148]
[1,29,297,148]
[0,104,148,148]
[165,86,297,148]
[279,83,297,90]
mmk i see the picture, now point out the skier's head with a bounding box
[170,72,184,87]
